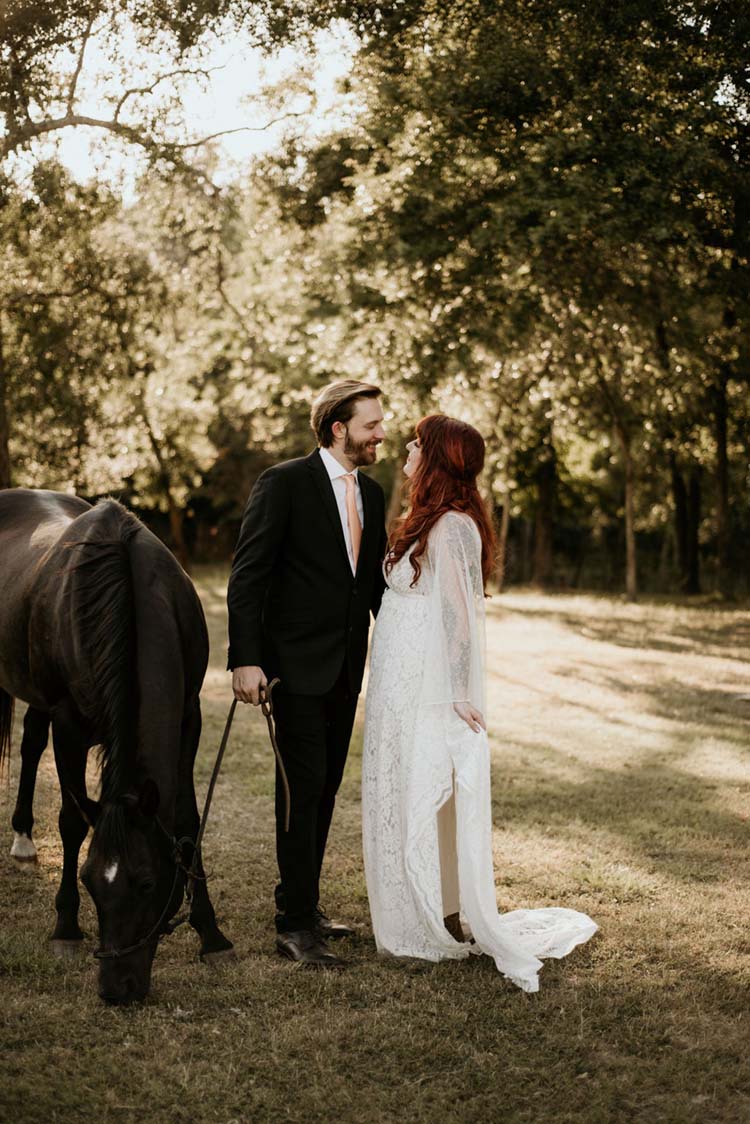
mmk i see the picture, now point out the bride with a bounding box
[362,414,597,992]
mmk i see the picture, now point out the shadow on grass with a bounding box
[492,596,750,660]
[492,745,750,887]
[546,662,750,742]
[597,667,747,724]
[491,666,669,737]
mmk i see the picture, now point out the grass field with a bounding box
[2,573,750,1123]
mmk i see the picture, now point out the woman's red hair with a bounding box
[387,414,497,589]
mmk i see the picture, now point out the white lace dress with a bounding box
[362,511,597,992]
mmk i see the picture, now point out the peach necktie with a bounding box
[343,472,362,570]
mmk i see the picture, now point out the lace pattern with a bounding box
[362,513,598,990]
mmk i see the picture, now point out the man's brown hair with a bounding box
[310,380,382,447]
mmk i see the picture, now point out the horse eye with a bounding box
[138,879,156,897]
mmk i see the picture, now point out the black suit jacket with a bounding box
[227,449,387,696]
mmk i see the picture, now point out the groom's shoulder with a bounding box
[263,450,318,481]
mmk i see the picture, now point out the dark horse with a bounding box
[0,489,233,1002]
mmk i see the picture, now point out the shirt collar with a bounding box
[319,446,358,482]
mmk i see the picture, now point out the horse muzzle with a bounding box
[98,952,154,1005]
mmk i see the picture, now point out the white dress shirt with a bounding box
[319,446,364,574]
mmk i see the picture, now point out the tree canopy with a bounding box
[2,0,748,593]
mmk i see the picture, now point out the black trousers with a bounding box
[272,663,358,933]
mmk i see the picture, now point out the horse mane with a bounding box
[67,499,143,803]
[94,802,132,860]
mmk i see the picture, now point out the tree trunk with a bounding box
[140,402,191,572]
[685,464,701,595]
[532,425,557,587]
[712,176,746,595]
[496,498,511,591]
[657,518,672,591]
[520,518,533,583]
[386,464,405,532]
[671,455,702,595]
[615,423,637,600]
[713,368,731,596]
[167,500,190,573]
[670,452,688,584]
[532,464,555,586]
[0,315,12,489]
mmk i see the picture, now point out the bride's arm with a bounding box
[425,512,486,730]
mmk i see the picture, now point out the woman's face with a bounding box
[404,436,422,478]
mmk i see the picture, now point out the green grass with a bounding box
[2,575,750,1123]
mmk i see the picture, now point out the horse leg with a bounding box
[177,698,234,963]
[10,707,50,862]
[49,707,90,958]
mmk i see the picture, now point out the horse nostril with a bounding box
[124,973,150,1003]
[99,972,141,1005]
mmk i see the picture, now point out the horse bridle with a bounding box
[92,680,287,962]
[92,817,194,961]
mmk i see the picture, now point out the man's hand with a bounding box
[232,665,268,706]
[453,702,486,733]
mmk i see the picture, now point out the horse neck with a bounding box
[132,599,187,827]
[58,502,202,825]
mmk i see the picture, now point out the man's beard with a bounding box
[344,429,378,466]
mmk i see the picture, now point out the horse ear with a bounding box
[138,778,160,818]
[121,780,159,818]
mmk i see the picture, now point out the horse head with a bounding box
[79,778,180,1004]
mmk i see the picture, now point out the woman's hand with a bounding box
[453,702,486,733]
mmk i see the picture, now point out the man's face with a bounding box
[336,397,386,467]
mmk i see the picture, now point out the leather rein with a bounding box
[93,679,289,961]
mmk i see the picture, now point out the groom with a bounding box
[227,380,387,967]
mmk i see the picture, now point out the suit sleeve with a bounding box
[370,486,387,618]
[227,468,290,670]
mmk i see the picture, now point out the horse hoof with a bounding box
[10,833,38,863]
[50,939,84,961]
[200,947,237,966]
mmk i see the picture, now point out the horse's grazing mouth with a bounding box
[100,979,150,1005]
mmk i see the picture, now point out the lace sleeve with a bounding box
[420,512,486,714]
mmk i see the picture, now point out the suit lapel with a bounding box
[307,449,352,573]
[356,474,374,578]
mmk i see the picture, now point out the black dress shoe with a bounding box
[314,908,355,941]
[276,929,344,968]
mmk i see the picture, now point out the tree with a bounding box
[269,0,750,594]
[0,1,354,165]
[0,160,160,489]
